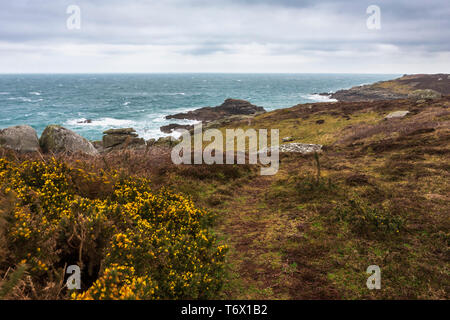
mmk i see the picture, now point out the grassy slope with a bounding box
[173,96,450,299]
[1,96,449,299]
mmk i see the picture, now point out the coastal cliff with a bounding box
[323,73,450,102]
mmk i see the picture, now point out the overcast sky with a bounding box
[1,0,449,73]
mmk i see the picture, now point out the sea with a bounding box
[0,73,398,141]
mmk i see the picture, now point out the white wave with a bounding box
[0,92,9,95]
[66,117,136,128]
[123,101,131,106]
[137,128,168,140]
[29,91,41,96]
[302,94,337,102]
[8,97,40,102]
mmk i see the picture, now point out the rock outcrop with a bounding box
[385,111,410,120]
[323,74,450,102]
[40,125,98,155]
[0,125,40,153]
[163,98,265,135]
[102,128,145,150]
[160,123,194,134]
[154,136,179,147]
[166,99,266,122]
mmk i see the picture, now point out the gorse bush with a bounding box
[334,194,405,238]
[0,158,226,299]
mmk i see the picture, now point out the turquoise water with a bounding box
[0,73,398,141]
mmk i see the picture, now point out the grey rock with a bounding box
[91,140,104,152]
[0,125,40,153]
[103,134,144,149]
[279,143,323,154]
[40,125,98,155]
[385,111,410,119]
[103,128,137,135]
[408,89,442,100]
[259,143,323,154]
[166,98,266,122]
[282,136,294,142]
[160,123,193,134]
[78,119,92,124]
[102,127,145,150]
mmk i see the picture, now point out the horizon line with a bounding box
[0,72,406,75]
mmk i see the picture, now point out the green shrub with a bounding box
[334,194,405,237]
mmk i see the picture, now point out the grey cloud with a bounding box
[0,0,448,72]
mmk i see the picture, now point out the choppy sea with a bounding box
[0,73,398,141]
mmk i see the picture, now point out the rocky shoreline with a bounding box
[320,74,449,102]
[2,74,448,156]
[0,98,267,155]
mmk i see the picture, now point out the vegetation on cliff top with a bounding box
[0,94,449,300]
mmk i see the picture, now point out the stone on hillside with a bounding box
[282,136,294,142]
[0,125,40,153]
[385,111,410,119]
[259,143,322,154]
[408,89,442,100]
[279,143,323,154]
[40,125,98,155]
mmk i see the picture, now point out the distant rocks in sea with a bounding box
[77,119,93,124]
[162,98,266,134]
[166,98,266,122]
[160,123,193,134]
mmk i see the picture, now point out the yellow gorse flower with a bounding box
[0,158,227,300]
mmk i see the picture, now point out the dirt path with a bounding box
[214,157,341,300]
